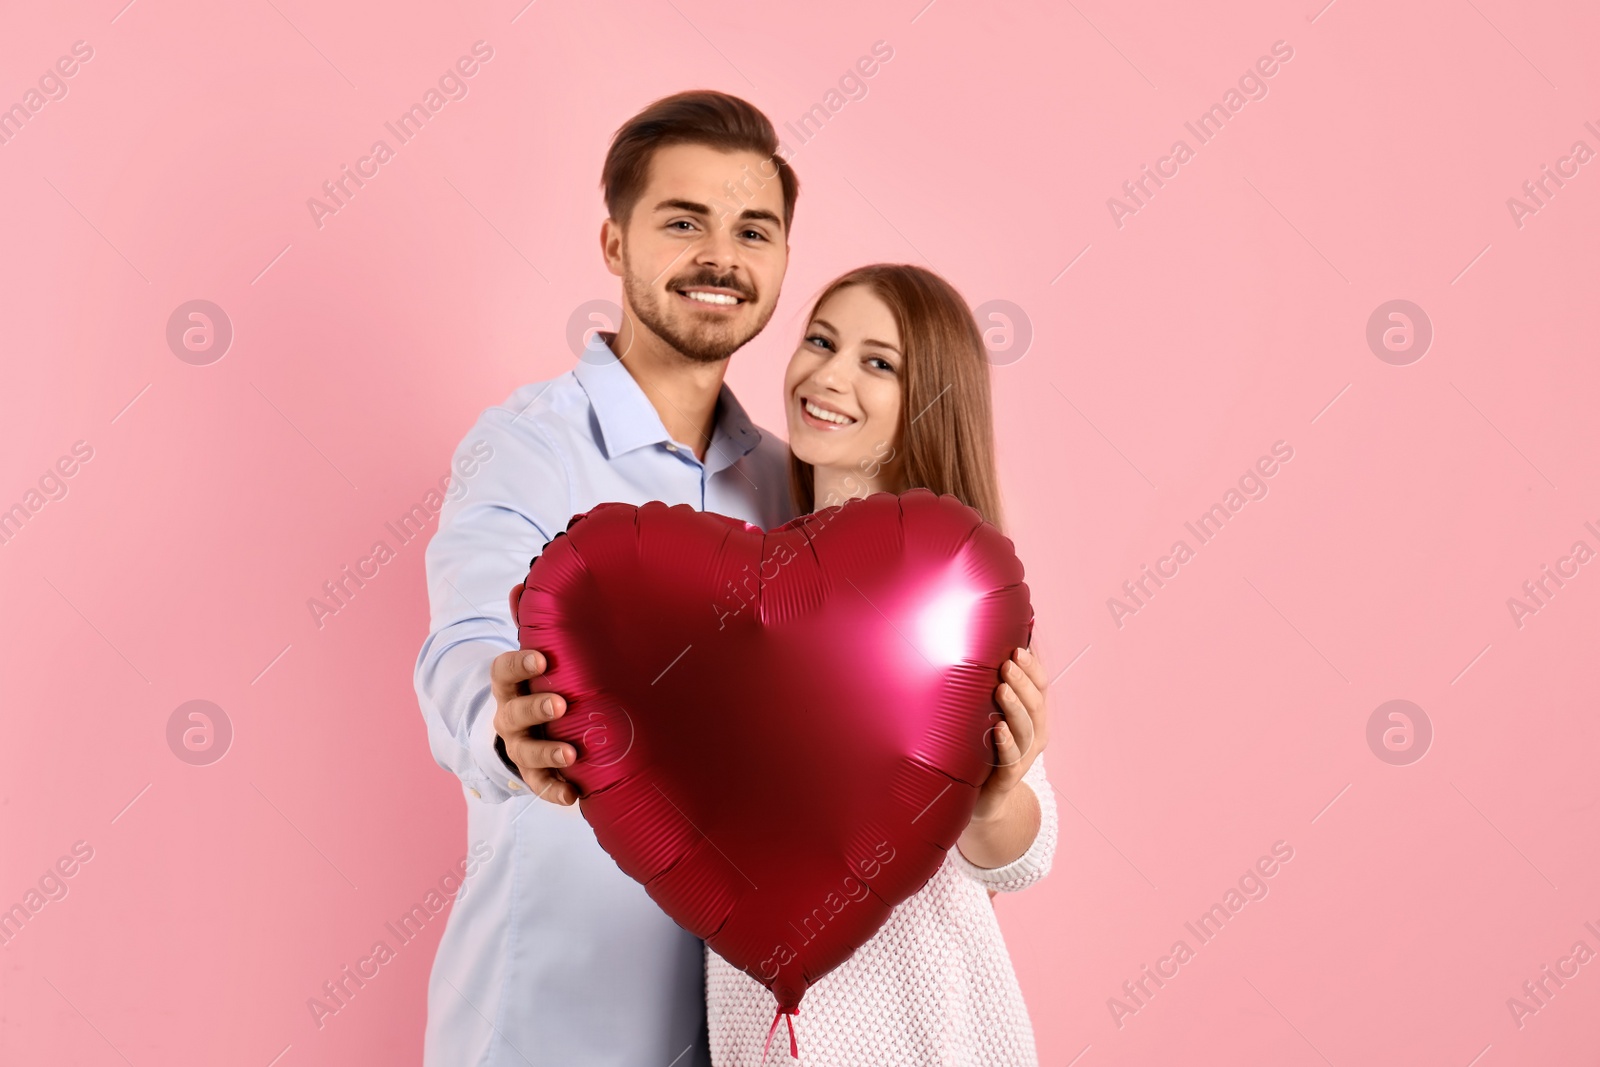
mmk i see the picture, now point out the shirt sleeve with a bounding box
[950,754,1058,893]
[413,404,572,803]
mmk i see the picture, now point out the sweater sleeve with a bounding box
[950,754,1058,893]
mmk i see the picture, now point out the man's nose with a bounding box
[694,223,740,274]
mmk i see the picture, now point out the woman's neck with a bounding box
[811,461,903,511]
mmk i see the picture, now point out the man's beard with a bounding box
[621,257,773,364]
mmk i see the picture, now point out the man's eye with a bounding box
[741,229,767,241]
[669,220,697,232]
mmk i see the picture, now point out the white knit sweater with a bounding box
[706,757,1058,1067]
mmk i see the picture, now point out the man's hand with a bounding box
[490,648,577,806]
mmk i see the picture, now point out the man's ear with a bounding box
[600,217,625,278]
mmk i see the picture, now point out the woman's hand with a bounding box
[956,646,1051,869]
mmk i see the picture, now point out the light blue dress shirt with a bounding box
[414,340,795,1067]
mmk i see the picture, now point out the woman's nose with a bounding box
[811,353,850,391]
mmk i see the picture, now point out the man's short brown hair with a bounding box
[602,90,800,234]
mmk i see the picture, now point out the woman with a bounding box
[705,265,1058,1066]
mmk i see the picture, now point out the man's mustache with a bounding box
[667,272,755,302]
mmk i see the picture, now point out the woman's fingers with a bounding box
[1006,648,1050,750]
[1015,645,1049,691]
[990,712,1022,779]
[997,673,1037,756]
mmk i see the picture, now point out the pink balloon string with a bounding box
[761,1005,799,1062]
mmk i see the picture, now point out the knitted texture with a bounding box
[707,757,1058,1066]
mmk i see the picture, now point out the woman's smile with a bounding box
[798,395,858,429]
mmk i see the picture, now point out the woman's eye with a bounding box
[868,356,895,373]
[806,334,834,351]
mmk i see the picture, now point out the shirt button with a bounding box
[468,788,481,799]
[665,443,678,453]
[508,778,523,791]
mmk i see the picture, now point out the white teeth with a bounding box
[804,399,855,425]
[684,290,740,306]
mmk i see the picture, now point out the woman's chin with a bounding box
[786,431,831,469]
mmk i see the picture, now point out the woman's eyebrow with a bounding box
[810,318,901,355]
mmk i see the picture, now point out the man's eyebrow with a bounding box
[733,207,782,229]
[654,198,713,216]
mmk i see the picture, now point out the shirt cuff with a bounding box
[469,686,530,803]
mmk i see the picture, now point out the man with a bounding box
[414,91,800,1067]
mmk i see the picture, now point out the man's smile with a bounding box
[675,285,748,311]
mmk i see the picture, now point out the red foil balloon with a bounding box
[514,488,1033,1022]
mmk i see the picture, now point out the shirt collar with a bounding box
[572,335,766,472]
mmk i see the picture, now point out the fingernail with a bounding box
[523,652,538,670]
[552,747,567,766]
[542,697,557,718]
[1019,647,1032,663]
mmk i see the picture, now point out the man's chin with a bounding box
[663,321,760,364]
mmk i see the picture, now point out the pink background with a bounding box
[3,0,1598,1064]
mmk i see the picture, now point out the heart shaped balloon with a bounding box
[513,488,1032,1020]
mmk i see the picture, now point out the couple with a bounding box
[414,90,1056,1067]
